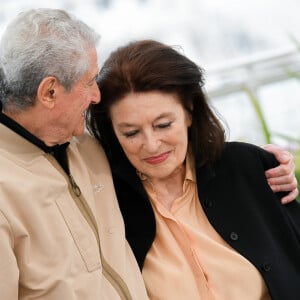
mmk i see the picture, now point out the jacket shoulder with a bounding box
[70,132,111,172]
[221,141,278,170]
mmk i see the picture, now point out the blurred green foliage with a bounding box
[242,84,300,202]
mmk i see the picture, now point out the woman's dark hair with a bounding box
[87,39,225,167]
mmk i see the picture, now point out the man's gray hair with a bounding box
[0,8,100,111]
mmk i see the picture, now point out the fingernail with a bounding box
[280,154,289,162]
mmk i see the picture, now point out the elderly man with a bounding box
[0,8,148,300]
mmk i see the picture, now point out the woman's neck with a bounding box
[148,164,185,210]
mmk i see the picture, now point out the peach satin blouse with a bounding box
[140,154,270,300]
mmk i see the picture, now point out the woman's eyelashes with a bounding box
[123,130,139,138]
[156,121,172,129]
[122,121,173,138]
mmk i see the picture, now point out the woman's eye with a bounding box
[157,122,172,129]
[123,130,139,138]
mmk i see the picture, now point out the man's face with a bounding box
[50,47,100,144]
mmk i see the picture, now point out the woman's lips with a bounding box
[144,151,170,164]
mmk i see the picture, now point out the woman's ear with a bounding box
[185,108,192,127]
[186,102,193,127]
[36,76,58,109]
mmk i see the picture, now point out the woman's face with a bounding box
[110,91,192,181]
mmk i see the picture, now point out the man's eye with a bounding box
[88,74,99,86]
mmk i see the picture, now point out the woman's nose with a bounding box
[143,132,161,153]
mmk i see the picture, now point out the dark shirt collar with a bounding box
[0,101,70,172]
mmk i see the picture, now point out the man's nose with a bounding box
[91,84,101,104]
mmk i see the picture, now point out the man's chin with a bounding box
[73,129,85,138]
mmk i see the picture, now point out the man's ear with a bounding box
[37,76,59,109]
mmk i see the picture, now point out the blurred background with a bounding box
[1,0,300,184]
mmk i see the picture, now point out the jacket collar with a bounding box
[0,106,69,154]
[112,158,147,195]
[0,104,69,171]
[196,162,215,188]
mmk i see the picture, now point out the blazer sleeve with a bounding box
[0,210,19,300]
[225,141,300,239]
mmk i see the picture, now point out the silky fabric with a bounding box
[112,141,300,300]
[140,153,270,300]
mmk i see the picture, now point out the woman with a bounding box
[87,40,300,299]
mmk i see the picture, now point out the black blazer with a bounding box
[110,142,300,300]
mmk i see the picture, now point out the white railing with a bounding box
[206,46,300,97]
[204,46,300,147]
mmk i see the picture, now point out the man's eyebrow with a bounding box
[93,71,100,80]
[88,72,99,83]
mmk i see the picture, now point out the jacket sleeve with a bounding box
[228,142,300,239]
[0,210,19,299]
[197,142,300,299]
[282,201,300,243]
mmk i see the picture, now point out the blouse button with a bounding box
[262,262,271,272]
[230,232,239,241]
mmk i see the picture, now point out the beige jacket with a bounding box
[0,124,148,300]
